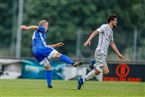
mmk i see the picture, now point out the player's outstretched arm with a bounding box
[110,41,124,60]
[49,42,64,48]
[84,30,99,46]
[20,25,38,30]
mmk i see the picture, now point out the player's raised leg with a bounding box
[55,52,84,67]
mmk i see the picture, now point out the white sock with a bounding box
[84,70,96,81]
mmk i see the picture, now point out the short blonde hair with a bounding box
[39,20,48,26]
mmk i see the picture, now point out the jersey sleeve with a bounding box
[96,25,104,33]
[110,32,114,41]
[38,26,45,33]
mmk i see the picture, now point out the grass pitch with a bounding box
[1,79,144,97]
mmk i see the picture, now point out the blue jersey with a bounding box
[32,26,47,48]
[31,26,54,63]
[32,26,52,51]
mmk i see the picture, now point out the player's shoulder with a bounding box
[100,24,108,28]
[98,24,108,30]
[38,26,45,33]
[38,26,45,30]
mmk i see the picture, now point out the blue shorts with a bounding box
[33,47,58,66]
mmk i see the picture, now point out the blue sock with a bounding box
[46,70,52,86]
[59,55,74,65]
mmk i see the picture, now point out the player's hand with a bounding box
[56,42,64,47]
[118,53,124,60]
[84,41,91,46]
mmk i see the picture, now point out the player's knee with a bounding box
[103,69,109,74]
[45,65,51,70]
[55,52,61,59]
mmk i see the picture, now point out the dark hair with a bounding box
[107,14,117,23]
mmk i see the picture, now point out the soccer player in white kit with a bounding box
[78,14,124,89]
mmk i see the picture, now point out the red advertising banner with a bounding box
[103,63,145,82]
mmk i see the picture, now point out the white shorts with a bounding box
[94,49,107,67]
[39,49,58,67]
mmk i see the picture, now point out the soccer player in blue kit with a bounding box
[20,20,83,88]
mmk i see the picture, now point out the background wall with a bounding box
[1,58,145,82]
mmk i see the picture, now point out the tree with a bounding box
[1,0,145,60]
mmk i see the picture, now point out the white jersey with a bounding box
[96,24,114,55]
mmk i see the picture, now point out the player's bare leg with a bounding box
[45,64,51,70]
[101,65,109,74]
